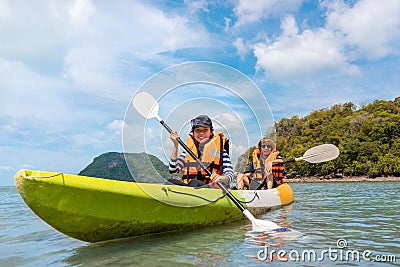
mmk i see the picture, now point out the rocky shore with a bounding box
[286,175,400,183]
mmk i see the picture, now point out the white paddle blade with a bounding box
[132,92,160,119]
[243,210,281,231]
[302,144,340,163]
[252,219,281,232]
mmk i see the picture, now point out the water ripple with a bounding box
[1,182,399,266]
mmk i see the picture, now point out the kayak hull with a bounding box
[15,169,294,242]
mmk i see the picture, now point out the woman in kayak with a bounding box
[168,115,234,188]
[236,138,284,190]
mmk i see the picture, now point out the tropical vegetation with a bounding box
[236,97,400,178]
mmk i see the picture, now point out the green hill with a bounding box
[236,97,400,178]
[78,152,171,183]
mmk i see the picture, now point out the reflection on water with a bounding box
[65,220,248,266]
[1,182,399,266]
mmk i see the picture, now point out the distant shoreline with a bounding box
[286,175,400,183]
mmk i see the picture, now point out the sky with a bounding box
[1,0,400,186]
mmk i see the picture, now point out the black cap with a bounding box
[190,115,213,129]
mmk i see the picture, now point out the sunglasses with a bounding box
[261,144,272,149]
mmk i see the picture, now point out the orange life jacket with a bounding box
[252,149,284,184]
[182,132,228,185]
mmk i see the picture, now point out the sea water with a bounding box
[1,182,399,266]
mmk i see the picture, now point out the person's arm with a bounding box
[210,149,233,185]
[169,151,186,173]
[265,153,283,174]
[272,154,283,165]
[170,131,179,160]
[234,172,251,189]
[169,131,186,174]
[234,162,253,189]
[222,150,234,183]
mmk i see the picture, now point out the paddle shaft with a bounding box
[159,120,246,212]
[243,159,294,174]
[243,145,338,174]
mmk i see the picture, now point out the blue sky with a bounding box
[1,0,399,186]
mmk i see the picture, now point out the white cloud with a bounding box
[281,15,298,37]
[250,0,400,83]
[234,0,303,27]
[325,0,400,59]
[0,1,215,180]
[213,112,243,132]
[233,37,249,59]
[231,143,247,163]
[0,58,70,119]
[68,0,95,29]
[60,1,212,100]
[224,17,232,31]
[63,45,132,101]
[0,1,73,71]
[1,1,212,103]
[107,120,125,136]
[252,15,360,80]
[184,0,210,15]
[69,120,129,150]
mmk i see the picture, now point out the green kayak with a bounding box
[15,169,294,243]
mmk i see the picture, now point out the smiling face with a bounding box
[260,143,273,157]
[193,126,212,143]
[258,138,276,158]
